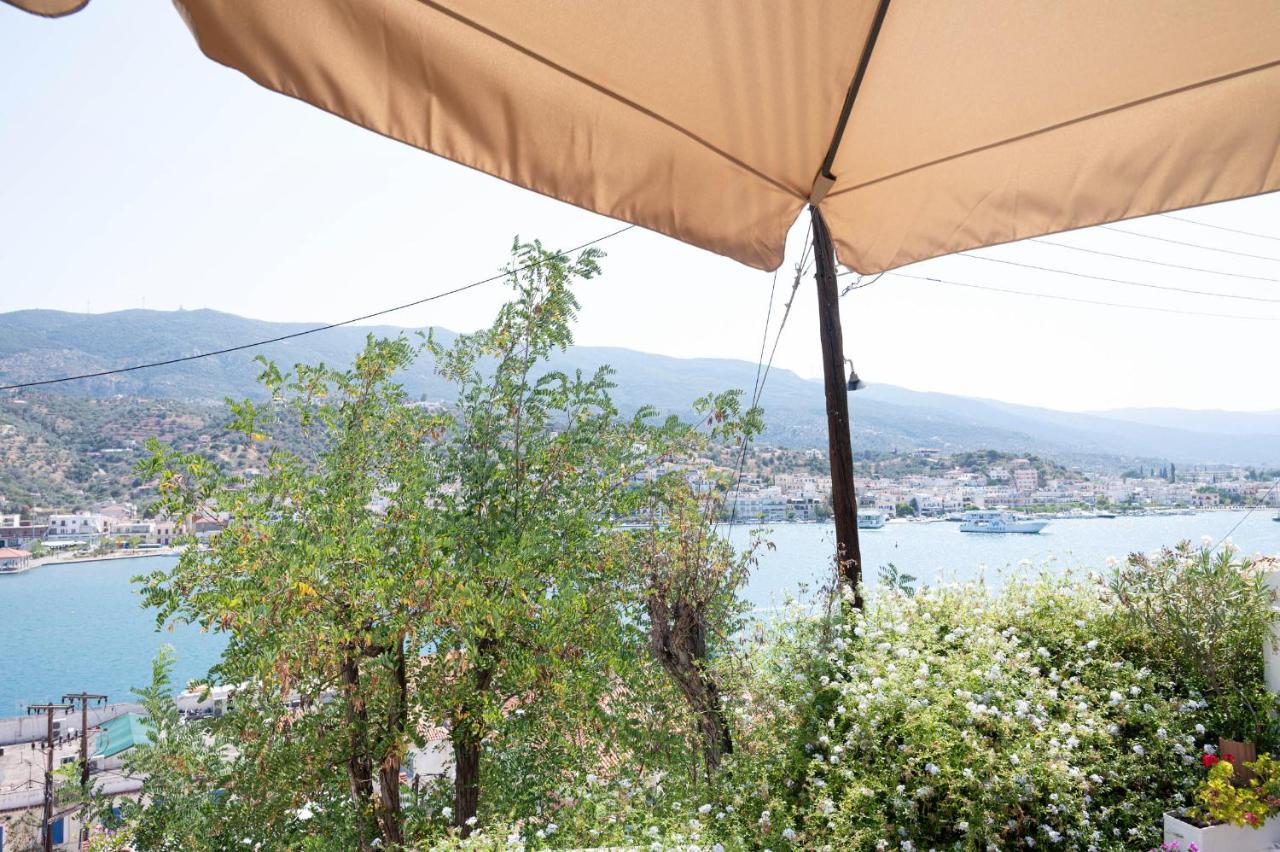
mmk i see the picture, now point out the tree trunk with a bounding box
[810,205,863,602]
[647,596,733,778]
[451,725,482,837]
[341,651,376,852]
[452,650,493,836]
[374,640,408,848]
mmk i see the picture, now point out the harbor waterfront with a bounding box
[2,510,1280,713]
[733,508,1280,611]
[0,554,224,715]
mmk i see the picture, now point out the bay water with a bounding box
[3,510,1279,713]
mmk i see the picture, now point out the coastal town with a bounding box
[0,508,223,575]
[710,447,1276,524]
[3,448,1277,576]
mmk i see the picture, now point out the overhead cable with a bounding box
[888,271,1280,321]
[0,225,635,393]
[954,253,1280,304]
[1099,224,1280,262]
[1032,238,1280,283]
[1159,213,1280,243]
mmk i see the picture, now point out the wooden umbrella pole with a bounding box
[809,205,863,606]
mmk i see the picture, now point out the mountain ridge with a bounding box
[4,308,1280,467]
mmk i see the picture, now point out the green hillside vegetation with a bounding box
[859,448,1081,482]
[6,308,1280,466]
[0,393,313,511]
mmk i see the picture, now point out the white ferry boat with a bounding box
[959,510,1048,534]
[857,510,887,529]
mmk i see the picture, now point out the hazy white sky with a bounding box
[3,3,1279,413]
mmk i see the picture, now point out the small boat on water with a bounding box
[1095,511,1117,519]
[960,510,1048,534]
[858,510,887,529]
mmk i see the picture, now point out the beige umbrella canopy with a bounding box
[11,0,1278,270]
[3,0,86,17]
[9,0,1280,587]
[19,0,1267,273]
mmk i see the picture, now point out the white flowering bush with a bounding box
[417,549,1274,850]
[420,768,745,850]
[727,575,1213,851]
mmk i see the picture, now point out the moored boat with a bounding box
[857,510,887,529]
[959,510,1048,534]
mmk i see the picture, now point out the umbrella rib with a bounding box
[827,56,1280,198]
[818,0,893,181]
[415,0,801,199]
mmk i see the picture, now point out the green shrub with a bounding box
[1107,541,1280,747]
[109,545,1278,850]
[749,577,1206,849]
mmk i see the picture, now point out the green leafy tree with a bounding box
[1108,542,1280,745]
[137,336,439,849]
[620,390,762,777]
[128,238,763,846]
[404,239,663,832]
[877,561,917,596]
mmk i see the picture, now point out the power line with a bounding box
[1099,224,1280,263]
[1032,237,1280,283]
[1160,213,1280,243]
[725,236,808,528]
[754,256,807,406]
[839,271,886,295]
[954,252,1280,304]
[0,225,635,393]
[1211,478,1280,553]
[887,271,1280,321]
[750,268,780,404]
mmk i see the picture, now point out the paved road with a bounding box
[0,703,143,747]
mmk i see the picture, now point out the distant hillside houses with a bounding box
[0,499,232,555]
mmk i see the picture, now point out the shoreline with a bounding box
[0,507,1254,576]
[1,547,182,576]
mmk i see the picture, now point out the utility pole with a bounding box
[28,703,72,852]
[805,0,889,605]
[61,693,107,790]
[809,206,863,604]
[63,691,107,844]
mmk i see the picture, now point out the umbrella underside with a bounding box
[10,0,1280,273]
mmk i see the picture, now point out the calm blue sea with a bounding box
[3,510,1279,713]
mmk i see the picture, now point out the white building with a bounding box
[112,520,157,542]
[46,513,110,542]
[726,488,788,522]
[177,684,238,718]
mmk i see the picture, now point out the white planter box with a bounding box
[1164,811,1280,851]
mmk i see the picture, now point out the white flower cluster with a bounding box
[786,578,1202,850]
